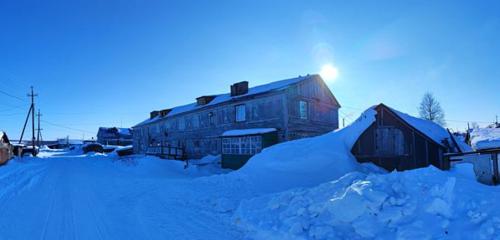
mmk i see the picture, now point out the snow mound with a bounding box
[233,108,376,192]
[234,167,500,240]
[470,128,500,150]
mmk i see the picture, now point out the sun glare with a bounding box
[320,64,339,82]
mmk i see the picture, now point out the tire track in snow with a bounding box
[39,165,60,240]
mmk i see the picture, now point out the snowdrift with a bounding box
[234,167,500,240]
[234,108,377,192]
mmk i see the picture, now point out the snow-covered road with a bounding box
[0,152,243,240]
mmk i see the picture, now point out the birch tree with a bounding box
[418,92,446,126]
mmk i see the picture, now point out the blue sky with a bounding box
[0,0,499,140]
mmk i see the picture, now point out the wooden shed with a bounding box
[221,128,279,170]
[352,104,457,171]
[0,132,13,165]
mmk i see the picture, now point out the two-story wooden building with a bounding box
[132,74,341,168]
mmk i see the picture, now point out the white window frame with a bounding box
[222,136,262,155]
[235,104,246,122]
[299,100,308,120]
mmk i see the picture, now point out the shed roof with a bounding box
[134,74,321,128]
[379,104,452,147]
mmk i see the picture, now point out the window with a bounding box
[179,117,185,130]
[375,127,405,156]
[209,112,215,125]
[299,100,308,119]
[235,104,246,122]
[222,136,262,155]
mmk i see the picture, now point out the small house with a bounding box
[0,132,13,164]
[97,127,133,146]
[221,128,279,169]
[352,104,459,171]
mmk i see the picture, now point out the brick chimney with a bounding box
[230,81,249,96]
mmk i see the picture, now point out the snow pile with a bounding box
[470,128,500,150]
[234,108,376,193]
[234,166,500,240]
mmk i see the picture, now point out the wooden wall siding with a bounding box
[286,78,339,140]
[352,105,447,171]
[133,76,340,159]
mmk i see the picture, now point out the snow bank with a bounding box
[233,108,376,192]
[234,167,500,240]
[470,128,500,150]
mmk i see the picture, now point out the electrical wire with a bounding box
[41,120,95,135]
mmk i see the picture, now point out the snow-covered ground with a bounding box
[1,110,499,239]
[0,151,241,240]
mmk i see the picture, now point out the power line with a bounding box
[0,88,26,102]
[41,120,95,135]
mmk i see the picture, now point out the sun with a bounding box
[320,64,339,82]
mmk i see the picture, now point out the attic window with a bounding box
[196,96,216,105]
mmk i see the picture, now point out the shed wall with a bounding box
[352,106,447,171]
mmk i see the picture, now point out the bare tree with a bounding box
[418,92,446,126]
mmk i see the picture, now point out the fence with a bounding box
[146,144,185,160]
[446,148,500,185]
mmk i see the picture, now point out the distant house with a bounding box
[132,74,341,167]
[0,132,13,164]
[352,104,460,171]
[53,138,85,149]
[97,127,133,146]
[469,127,500,150]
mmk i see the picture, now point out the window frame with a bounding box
[222,136,262,155]
[299,100,308,120]
[235,104,246,122]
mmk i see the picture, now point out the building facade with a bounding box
[132,74,341,160]
[0,132,13,164]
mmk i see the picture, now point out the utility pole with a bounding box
[36,109,42,147]
[28,86,38,156]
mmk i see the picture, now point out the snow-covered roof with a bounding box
[470,127,500,150]
[134,75,318,128]
[385,105,451,147]
[117,128,131,135]
[222,128,277,137]
[98,127,132,136]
